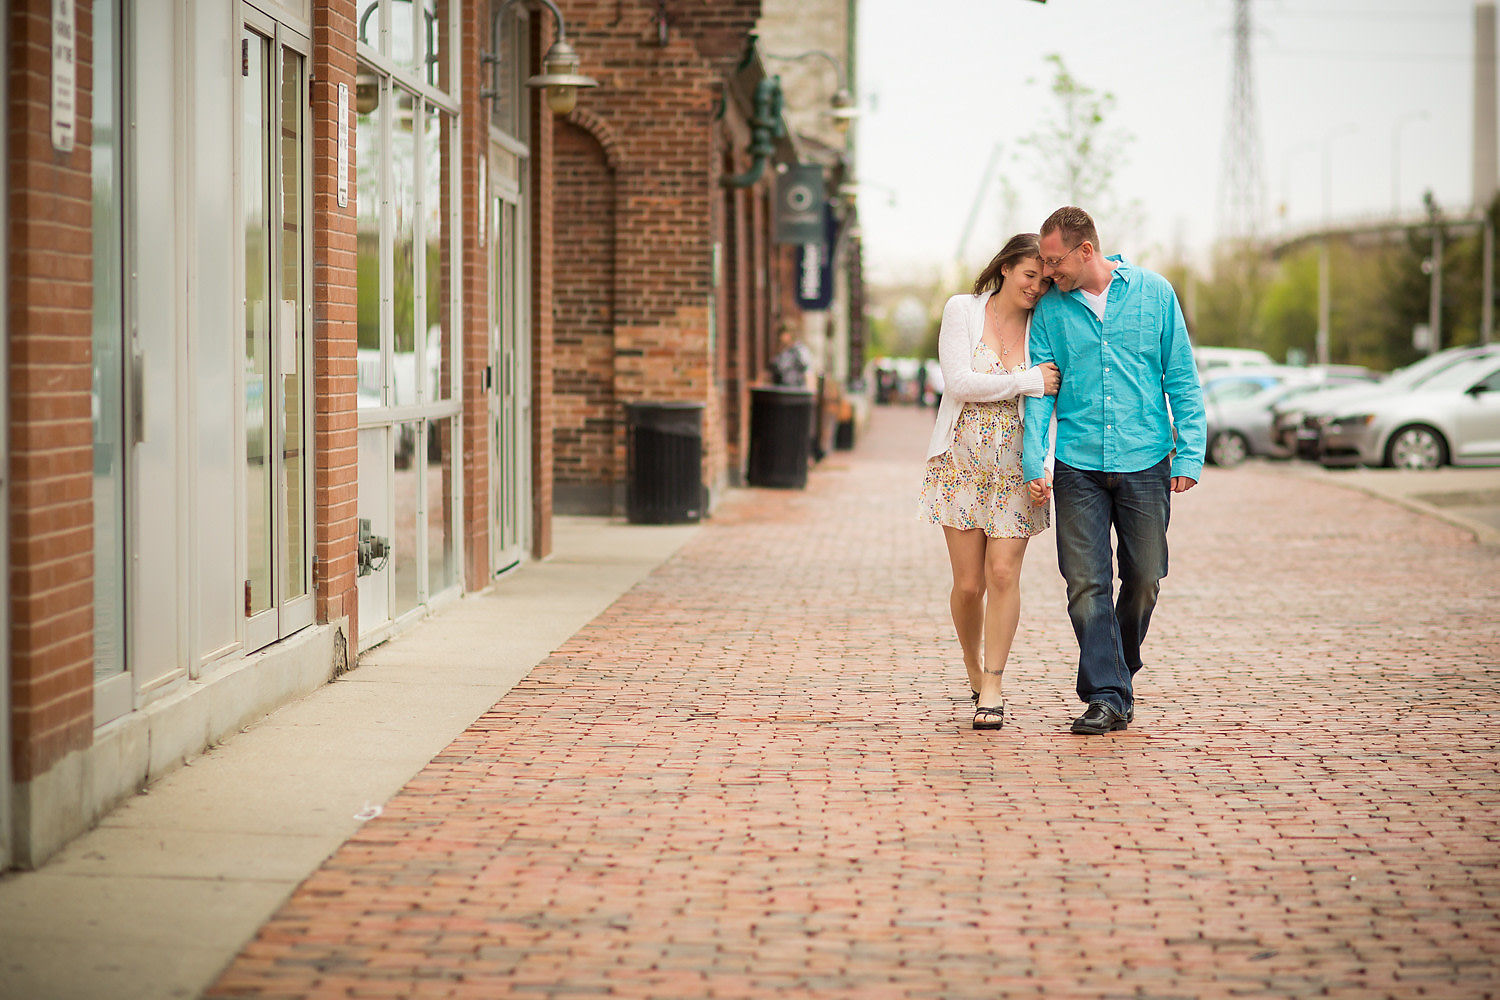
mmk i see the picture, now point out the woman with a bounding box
[918,233,1059,730]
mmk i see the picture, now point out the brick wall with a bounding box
[549,0,768,504]
[311,0,360,648]
[552,120,616,510]
[6,0,96,780]
[459,0,488,587]
[529,14,556,559]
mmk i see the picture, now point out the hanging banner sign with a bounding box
[795,205,840,311]
[775,164,826,244]
[51,0,77,152]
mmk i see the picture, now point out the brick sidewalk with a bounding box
[209,406,1500,999]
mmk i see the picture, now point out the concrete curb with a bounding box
[1264,462,1500,548]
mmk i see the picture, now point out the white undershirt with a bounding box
[1078,285,1109,321]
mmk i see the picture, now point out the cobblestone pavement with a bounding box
[209,406,1500,999]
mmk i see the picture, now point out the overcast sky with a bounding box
[854,0,1474,283]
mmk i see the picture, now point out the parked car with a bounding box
[1317,354,1500,469]
[1205,370,1380,467]
[1201,367,1297,404]
[1194,345,1275,377]
[1272,345,1500,460]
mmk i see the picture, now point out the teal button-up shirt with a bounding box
[1022,256,1205,483]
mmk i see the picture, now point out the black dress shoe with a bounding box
[1124,703,1134,723]
[1071,701,1128,735]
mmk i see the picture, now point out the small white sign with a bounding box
[51,0,77,152]
[337,83,350,208]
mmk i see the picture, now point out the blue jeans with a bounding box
[1052,456,1172,716]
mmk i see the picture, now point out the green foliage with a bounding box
[1020,54,1133,211]
[1255,248,1318,363]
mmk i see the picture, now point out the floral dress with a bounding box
[919,341,1049,538]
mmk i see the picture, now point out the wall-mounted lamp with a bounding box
[764,49,858,135]
[722,77,785,188]
[483,0,598,115]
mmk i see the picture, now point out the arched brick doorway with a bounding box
[552,120,617,514]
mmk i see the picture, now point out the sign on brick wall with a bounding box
[775,165,826,244]
[51,0,77,152]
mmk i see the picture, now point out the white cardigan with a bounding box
[924,291,1047,460]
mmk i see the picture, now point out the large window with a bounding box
[355,0,460,644]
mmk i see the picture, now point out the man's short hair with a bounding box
[1041,206,1101,253]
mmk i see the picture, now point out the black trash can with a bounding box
[625,401,704,524]
[747,386,815,488]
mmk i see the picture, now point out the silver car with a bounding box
[1318,355,1500,469]
[1272,345,1500,460]
[1206,373,1378,467]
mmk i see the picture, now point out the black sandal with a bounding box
[971,689,980,703]
[973,703,1006,730]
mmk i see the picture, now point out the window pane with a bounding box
[356,0,379,48]
[428,417,456,593]
[356,426,391,630]
[487,0,521,135]
[426,0,447,88]
[92,0,126,683]
[424,106,452,401]
[244,30,274,618]
[280,47,308,603]
[356,71,382,406]
[393,419,422,616]
[392,88,418,405]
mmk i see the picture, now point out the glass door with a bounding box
[487,147,527,573]
[92,0,131,724]
[243,17,313,653]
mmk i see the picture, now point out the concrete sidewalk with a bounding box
[0,517,699,1000]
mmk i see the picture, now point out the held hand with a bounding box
[1026,477,1052,505]
[1171,476,1197,494]
[1037,362,1061,395]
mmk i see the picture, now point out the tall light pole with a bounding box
[1392,111,1428,216]
[1317,125,1357,366]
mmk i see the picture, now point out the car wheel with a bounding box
[1208,431,1249,468]
[1384,424,1448,470]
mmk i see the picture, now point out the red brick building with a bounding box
[2,0,860,869]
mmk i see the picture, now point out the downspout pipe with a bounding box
[722,77,785,188]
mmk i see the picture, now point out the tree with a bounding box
[1019,54,1135,218]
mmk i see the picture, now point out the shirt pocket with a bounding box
[1127,297,1163,359]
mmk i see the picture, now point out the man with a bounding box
[1021,206,1205,735]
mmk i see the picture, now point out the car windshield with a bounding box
[1205,378,1275,404]
[1412,357,1500,392]
[1388,348,1500,389]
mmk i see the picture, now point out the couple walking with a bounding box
[918,206,1206,734]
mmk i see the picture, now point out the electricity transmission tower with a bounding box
[1220,0,1264,242]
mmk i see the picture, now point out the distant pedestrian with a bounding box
[1022,206,1205,735]
[769,324,813,389]
[919,233,1061,730]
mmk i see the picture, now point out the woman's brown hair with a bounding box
[971,232,1041,296]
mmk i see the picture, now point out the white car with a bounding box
[1318,355,1500,469]
[1195,345,1275,378]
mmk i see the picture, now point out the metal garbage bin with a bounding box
[625,401,704,524]
[747,386,814,488]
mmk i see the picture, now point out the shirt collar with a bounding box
[1106,254,1133,284]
